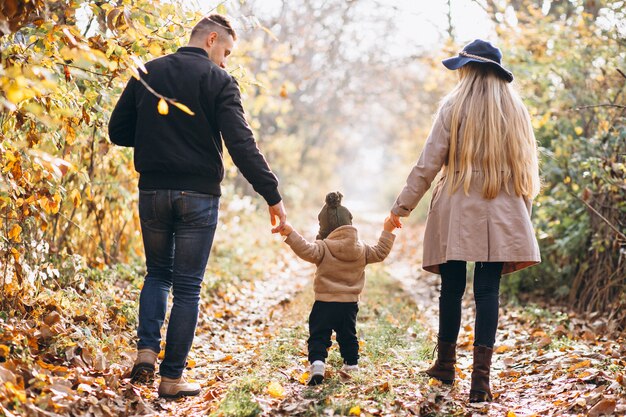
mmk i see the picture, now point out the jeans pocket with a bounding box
[181,191,218,227]
[139,190,158,224]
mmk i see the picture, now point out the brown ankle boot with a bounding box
[158,375,201,399]
[469,345,494,402]
[425,340,456,385]
[130,348,158,383]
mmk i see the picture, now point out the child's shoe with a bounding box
[340,364,359,373]
[308,360,325,386]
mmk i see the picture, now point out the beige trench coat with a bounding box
[391,105,540,275]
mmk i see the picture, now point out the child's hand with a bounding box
[384,217,397,233]
[279,222,294,236]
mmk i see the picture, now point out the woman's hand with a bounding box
[389,211,403,229]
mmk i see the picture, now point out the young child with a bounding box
[279,192,396,385]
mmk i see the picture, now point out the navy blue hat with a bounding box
[442,39,514,83]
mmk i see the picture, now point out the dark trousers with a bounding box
[308,301,359,365]
[438,260,503,348]
[137,189,219,378]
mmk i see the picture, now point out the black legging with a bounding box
[438,260,503,348]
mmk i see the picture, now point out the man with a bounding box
[108,14,286,399]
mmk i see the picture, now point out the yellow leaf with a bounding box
[0,344,9,358]
[172,101,195,116]
[349,405,361,416]
[574,126,583,135]
[149,43,162,57]
[8,224,22,242]
[217,4,227,14]
[4,382,26,403]
[186,359,196,368]
[158,350,165,360]
[428,378,442,386]
[70,189,81,208]
[298,371,310,385]
[507,411,517,417]
[267,380,285,398]
[158,98,169,115]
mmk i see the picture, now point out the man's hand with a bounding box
[389,211,403,229]
[279,222,294,237]
[269,201,287,233]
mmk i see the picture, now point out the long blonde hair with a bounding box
[444,63,540,199]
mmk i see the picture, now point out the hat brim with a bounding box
[442,56,514,83]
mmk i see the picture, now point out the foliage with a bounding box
[485,1,626,328]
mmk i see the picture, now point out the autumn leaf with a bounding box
[588,398,617,417]
[8,224,22,242]
[568,359,591,372]
[70,189,81,208]
[349,405,361,416]
[298,371,310,385]
[267,380,285,398]
[171,101,195,116]
[495,344,514,354]
[157,98,169,115]
[0,345,9,359]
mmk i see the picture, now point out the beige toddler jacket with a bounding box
[284,226,395,302]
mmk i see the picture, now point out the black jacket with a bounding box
[108,47,281,205]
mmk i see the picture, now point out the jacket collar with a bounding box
[177,46,209,58]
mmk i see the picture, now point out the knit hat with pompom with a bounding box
[316,191,353,240]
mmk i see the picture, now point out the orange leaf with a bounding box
[298,371,310,385]
[8,224,22,242]
[568,359,591,372]
[495,345,514,354]
[267,380,285,398]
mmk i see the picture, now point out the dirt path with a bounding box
[134,217,625,417]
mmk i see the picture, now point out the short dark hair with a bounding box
[190,14,237,41]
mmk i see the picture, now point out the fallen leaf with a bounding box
[568,359,591,372]
[588,398,616,417]
[267,380,285,398]
[495,345,514,354]
[349,405,361,416]
[298,371,310,385]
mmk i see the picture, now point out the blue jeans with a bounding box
[136,189,219,378]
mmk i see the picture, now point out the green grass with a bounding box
[210,267,431,416]
[211,382,263,417]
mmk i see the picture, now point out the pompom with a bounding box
[325,191,343,208]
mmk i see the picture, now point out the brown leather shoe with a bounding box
[469,345,494,403]
[130,349,158,383]
[425,340,456,385]
[158,376,201,399]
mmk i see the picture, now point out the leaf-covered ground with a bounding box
[0,216,624,416]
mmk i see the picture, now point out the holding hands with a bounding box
[279,222,294,237]
[269,201,287,234]
[384,216,400,233]
[388,212,403,229]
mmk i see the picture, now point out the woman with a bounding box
[389,39,541,402]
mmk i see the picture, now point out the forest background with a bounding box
[0,0,624,415]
